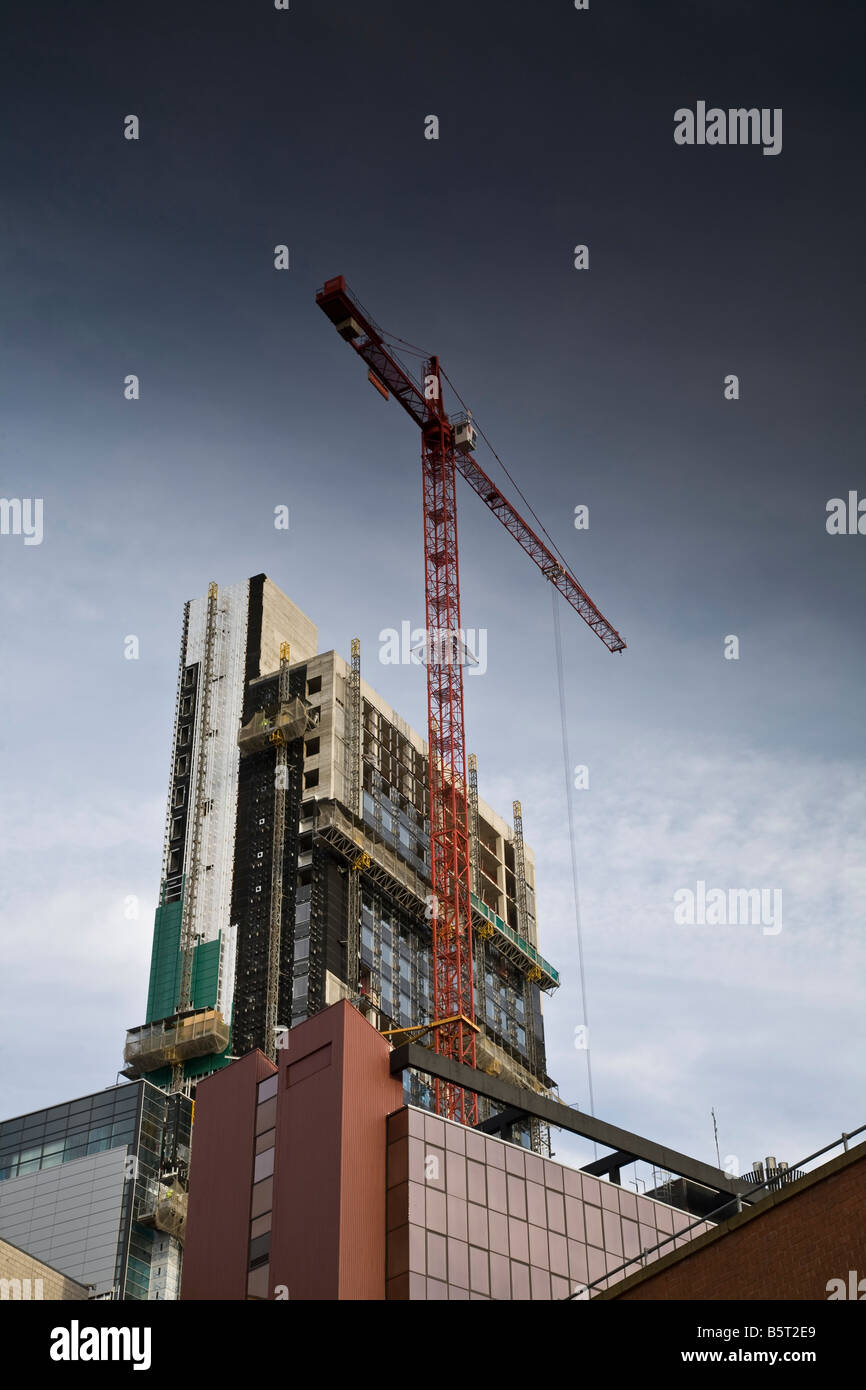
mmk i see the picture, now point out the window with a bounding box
[171,817,183,841]
[175,755,188,777]
[179,725,191,747]
[168,850,181,875]
[180,696,193,716]
[173,786,185,808]
[183,668,195,688]
[250,1178,273,1219]
[255,1128,275,1155]
[304,769,319,789]
[307,676,322,695]
[253,1148,274,1183]
[258,1074,278,1103]
[256,1098,277,1134]
[305,737,320,756]
[247,1265,270,1299]
[249,1232,271,1269]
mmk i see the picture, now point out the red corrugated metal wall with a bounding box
[269,1001,403,1300]
[181,1049,275,1300]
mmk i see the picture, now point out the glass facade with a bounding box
[482,960,528,1060]
[0,1081,191,1300]
[354,693,548,1124]
[362,788,430,877]
[360,894,432,1028]
[0,1086,139,1181]
[246,1073,278,1298]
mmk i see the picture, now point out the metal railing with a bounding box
[470,893,559,986]
[565,1121,866,1300]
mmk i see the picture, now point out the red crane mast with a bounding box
[316,277,625,1125]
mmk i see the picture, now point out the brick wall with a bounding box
[0,1237,89,1300]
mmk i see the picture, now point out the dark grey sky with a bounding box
[1,0,864,1181]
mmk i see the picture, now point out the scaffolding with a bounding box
[264,642,291,1062]
[512,805,537,1079]
[317,792,557,1087]
[344,638,362,989]
[160,601,191,906]
[231,664,307,1055]
[124,1009,231,1076]
[468,755,495,1125]
[236,697,313,756]
[469,894,559,990]
[280,681,559,1151]
[356,886,433,1106]
[169,585,220,1093]
[138,1179,188,1245]
[513,800,550,1155]
[177,582,219,1018]
[468,756,488,1014]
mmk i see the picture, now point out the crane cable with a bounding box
[439,366,580,584]
[439,354,601,1128]
[553,588,597,1138]
[386,345,583,594]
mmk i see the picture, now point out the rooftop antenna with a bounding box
[711,1107,721,1168]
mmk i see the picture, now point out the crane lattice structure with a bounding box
[317,277,625,1123]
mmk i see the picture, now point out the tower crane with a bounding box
[316,277,625,1125]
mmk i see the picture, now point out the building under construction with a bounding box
[123,575,560,1143]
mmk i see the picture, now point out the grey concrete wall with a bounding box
[0,1148,127,1297]
[260,579,318,671]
